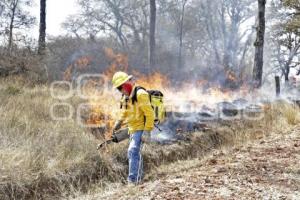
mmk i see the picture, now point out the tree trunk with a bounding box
[38,0,46,55]
[203,0,221,66]
[284,64,290,82]
[283,43,300,83]
[178,0,187,70]
[275,76,280,97]
[149,0,156,73]
[8,0,18,54]
[8,15,14,54]
[252,0,266,88]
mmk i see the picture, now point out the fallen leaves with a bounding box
[79,128,300,200]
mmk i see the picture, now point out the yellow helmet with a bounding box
[112,71,133,88]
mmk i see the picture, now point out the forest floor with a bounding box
[73,125,300,200]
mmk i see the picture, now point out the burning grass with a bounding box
[0,75,299,199]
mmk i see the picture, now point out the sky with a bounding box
[30,0,79,37]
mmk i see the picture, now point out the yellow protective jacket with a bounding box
[119,85,155,134]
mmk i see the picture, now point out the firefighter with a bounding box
[112,71,155,184]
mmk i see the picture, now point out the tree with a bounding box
[0,3,4,16]
[195,0,253,66]
[38,0,46,55]
[149,0,156,71]
[62,0,257,81]
[252,0,266,88]
[191,0,256,86]
[178,0,188,69]
[283,0,300,30]
[63,0,149,50]
[273,31,300,82]
[154,0,191,73]
[270,0,300,82]
[0,0,35,54]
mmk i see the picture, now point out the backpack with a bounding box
[131,86,166,124]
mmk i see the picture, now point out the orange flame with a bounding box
[133,71,170,91]
[83,48,129,139]
[226,70,237,82]
[103,48,128,79]
[63,56,92,81]
[75,48,252,140]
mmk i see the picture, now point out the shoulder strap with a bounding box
[120,94,129,109]
[132,86,147,104]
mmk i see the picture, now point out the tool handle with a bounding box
[154,124,162,132]
[97,139,113,150]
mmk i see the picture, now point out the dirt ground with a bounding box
[73,125,300,200]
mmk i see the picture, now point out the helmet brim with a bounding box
[113,75,133,88]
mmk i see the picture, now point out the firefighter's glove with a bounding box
[142,131,151,143]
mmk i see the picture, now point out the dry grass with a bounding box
[0,77,90,173]
[0,76,299,199]
[275,100,300,125]
[0,76,105,199]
